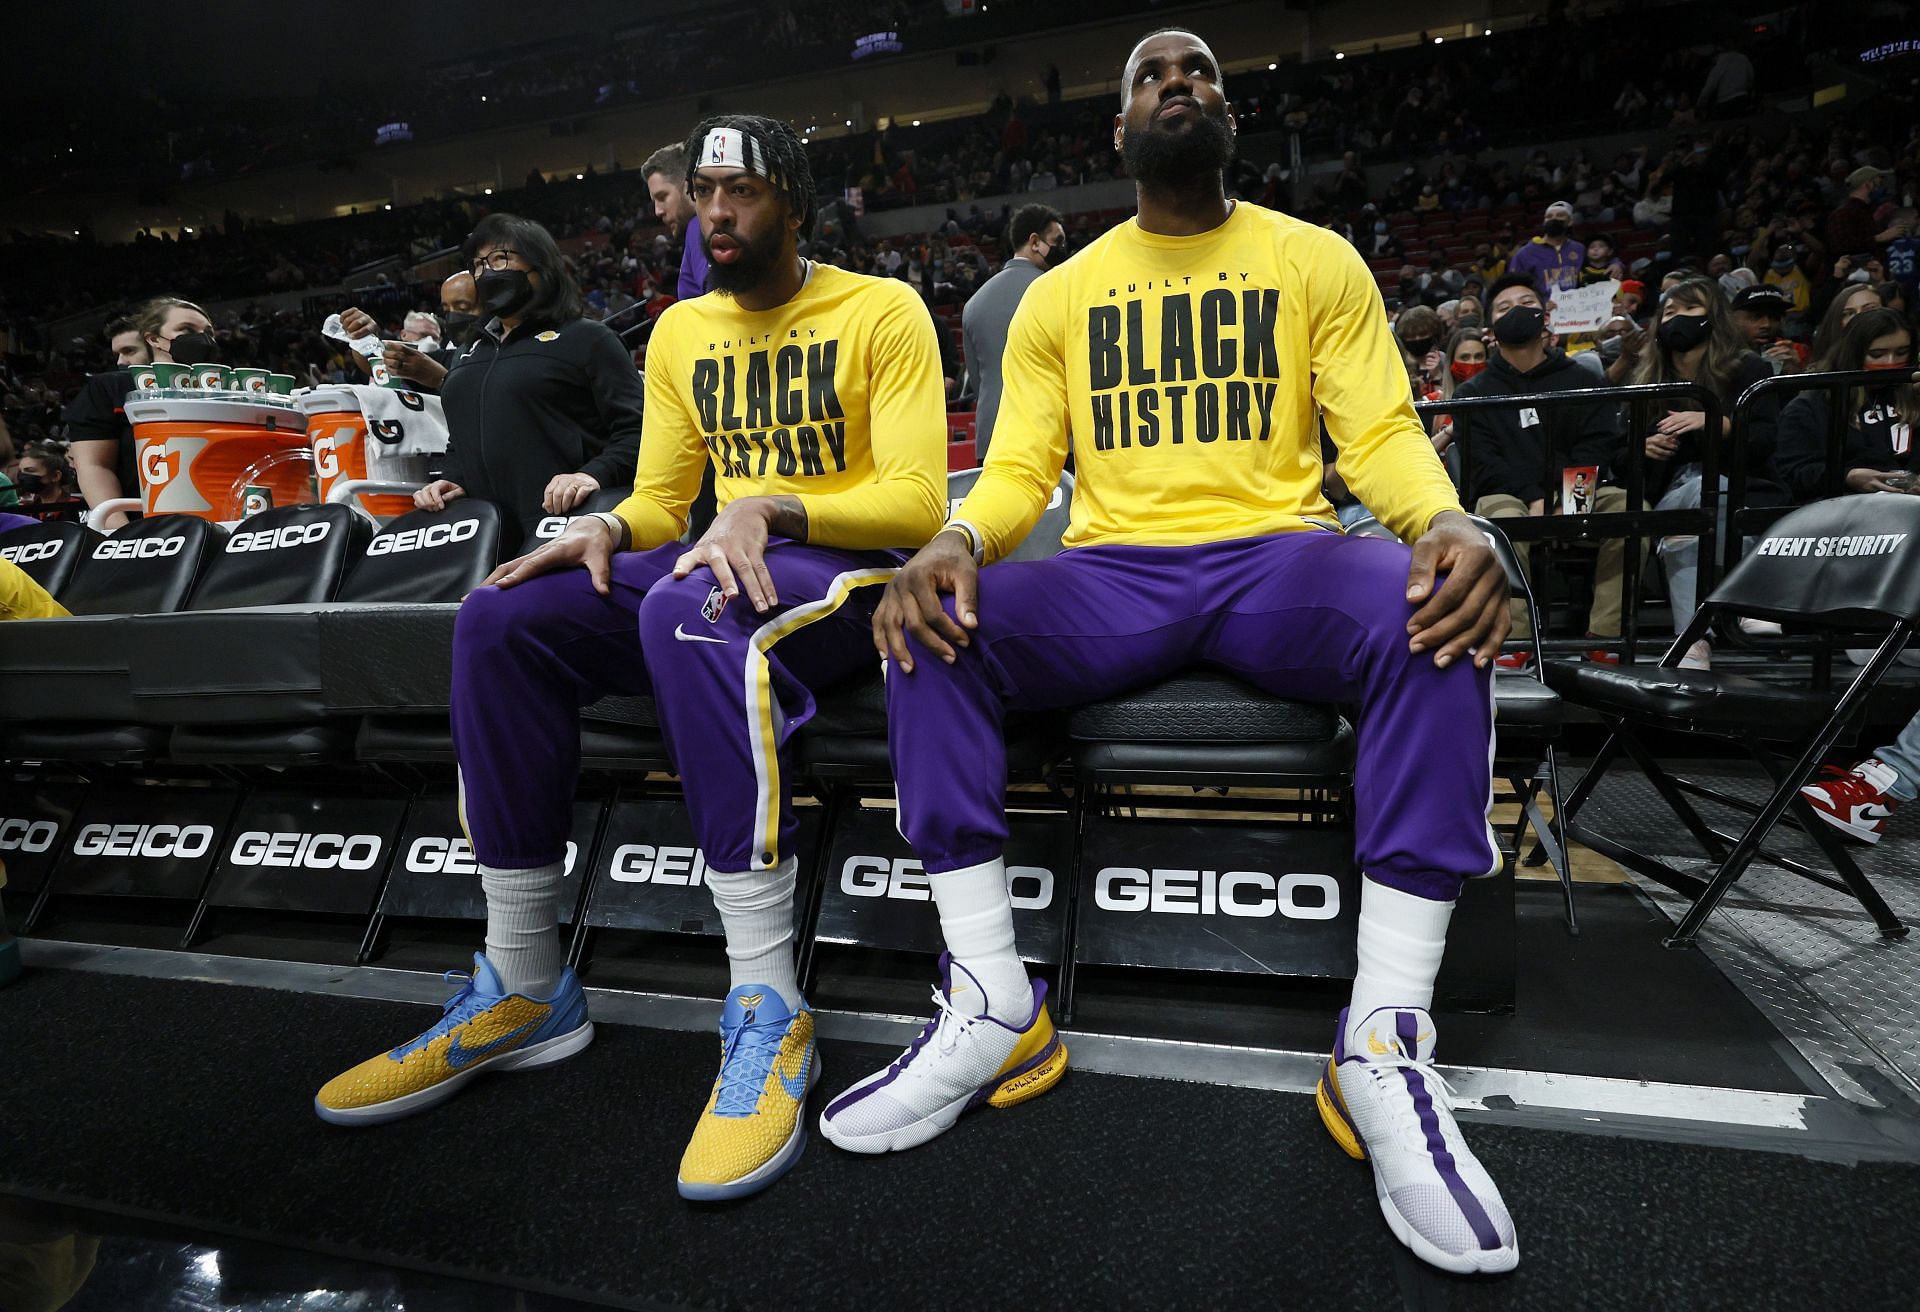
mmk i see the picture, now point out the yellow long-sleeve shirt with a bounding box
[1,560,68,620]
[957,202,1463,561]
[612,263,948,551]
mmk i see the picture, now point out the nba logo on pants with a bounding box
[701,586,727,623]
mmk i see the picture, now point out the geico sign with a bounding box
[0,818,59,853]
[608,843,710,884]
[533,515,572,540]
[367,518,479,556]
[407,835,578,876]
[0,540,62,564]
[72,822,214,859]
[841,856,1054,910]
[228,831,381,869]
[93,536,186,561]
[226,522,332,553]
[1094,867,1341,920]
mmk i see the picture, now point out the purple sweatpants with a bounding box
[889,531,1499,902]
[453,540,897,873]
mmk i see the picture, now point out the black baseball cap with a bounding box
[1732,285,1792,316]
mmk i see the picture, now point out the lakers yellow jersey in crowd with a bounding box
[956,202,1463,561]
[613,263,948,550]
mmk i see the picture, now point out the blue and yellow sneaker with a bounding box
[677,984,819,1201]
[314,953,592,1126]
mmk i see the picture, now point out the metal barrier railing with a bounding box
[1414,381,1722,662]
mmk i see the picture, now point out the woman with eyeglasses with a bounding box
[415,214,644,545]
[1774,308,1918,501]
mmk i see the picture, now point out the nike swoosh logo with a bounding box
[674,624,728,644]
[778,1046,812,1101]
[447,1017,544,1070]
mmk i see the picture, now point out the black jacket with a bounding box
[1453,349,1621,505]
[1774,390,1918,500]
[1642,353,1779,498]
[439,315,644,543]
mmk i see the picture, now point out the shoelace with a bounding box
[899,986,983,1083]
[388,969,486,1059]
[713,1008,789,1116]
[1362,1050,1461,1152]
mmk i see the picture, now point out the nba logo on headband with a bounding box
[703,128,748,170]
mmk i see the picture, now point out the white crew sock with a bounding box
[1345,876,1456,1052]
[931,858,1034,1023]
[480,861,567,998]
[706,857,801,1009]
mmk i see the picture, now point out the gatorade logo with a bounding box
[72,822,214,860]
[92,536,186,561]
[405,836,578,875]
[0,540,62,564]
[226,522,332,553]
[841,857,1055,910]
[370,418,406,443]
[228,831,382,870]
[0,818,59,853]
[367,518,479,556]
[311,427,356,480]
[1093,867,1340,920]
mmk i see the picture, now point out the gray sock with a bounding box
[480,862,566,997]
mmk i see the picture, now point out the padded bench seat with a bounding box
[798,673,1066,780]
[1493,672,1564,736]
[1541,661,1838,736]
[1067,671,1354,785]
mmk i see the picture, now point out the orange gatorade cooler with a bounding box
[298,385,446,520]
[125,394,313,522]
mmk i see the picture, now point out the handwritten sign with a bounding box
[1548,280,1620,335]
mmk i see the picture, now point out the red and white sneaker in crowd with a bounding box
[1492,650,1532,672]
[1799,759,1902,845]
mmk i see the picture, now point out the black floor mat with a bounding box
[4,967,1918,1309]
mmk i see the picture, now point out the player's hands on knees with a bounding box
[673,498,778,613]
[873,528,978,673]
[414,479,465,512]
[478,516,618,596]
[1405,510,1511,670]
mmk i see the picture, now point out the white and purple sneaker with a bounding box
[1316,1005,1519,1274]
[819,954,1067,1154]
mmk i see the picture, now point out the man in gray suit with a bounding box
[963,203,1067,459]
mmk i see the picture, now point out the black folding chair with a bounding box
[1547,495,1920,946]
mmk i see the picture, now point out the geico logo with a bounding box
[229,830,381,870]
[1094,867,1341,920]
[534,515,571,539]
[226,522,332,553]
[0,540,61,564]
[367,518,480,556]
[841,856,1054,910]
[608,843,707,884]
[72,822,214,859]
[92,536,186,561]
[0,818,58,853]
[406,835,577,876]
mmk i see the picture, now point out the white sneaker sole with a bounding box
[314,1020,595,1127]
[1802,801,1885,844]
[677,1059,821,1201]
[1371,1170,1519,1275]
[819,1084,975,1155]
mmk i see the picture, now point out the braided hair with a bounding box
[680,114,816,235]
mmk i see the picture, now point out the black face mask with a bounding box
[1402,337,1436,358]
[1493,305,1546,344]
[442,311,479,345]
[1656,314,1713,352]
[476,269,535,318]
[167,331,221,365]
[1543,219,1570,238]
[14,471,46,494]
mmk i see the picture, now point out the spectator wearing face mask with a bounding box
[1394,305,1446,401]
[414,213,643,545]
[13,440,79,516]
[63,294,215,530]
[964,203,1065,460]
[1828,166,1902,259]
[1455,273,1628,662]
[1506,201,1587,298]
[1636,276,1781,668]
[1763,242,1812,314]
[339,273,480,392]
[1774,308,1918,502]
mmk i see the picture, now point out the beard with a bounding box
[1121,106,1236,192]
[704,223,788,296]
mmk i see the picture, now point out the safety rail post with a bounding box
[1414,380,1720,663]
